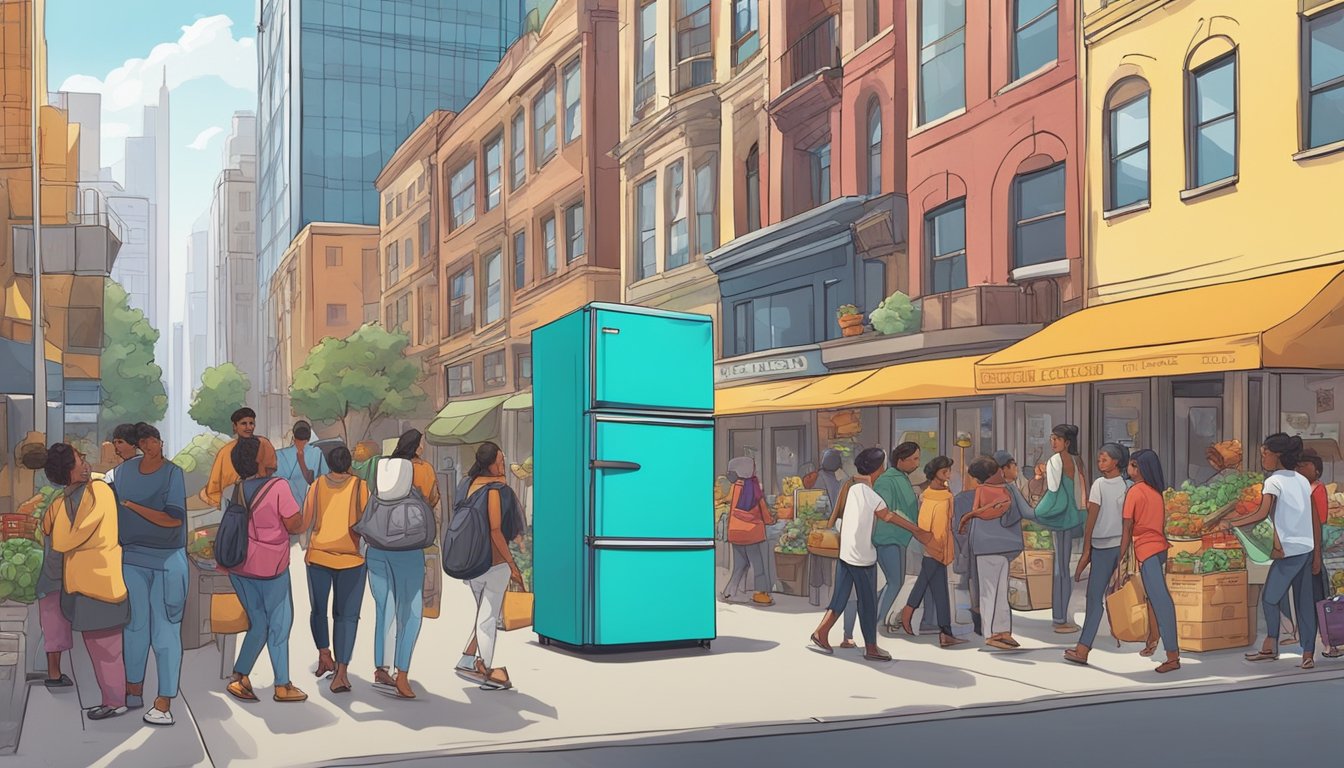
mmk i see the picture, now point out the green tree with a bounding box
[172,433,229,498]
[189,363,251,434]
[100,279,167,426]
[289,323,427,442]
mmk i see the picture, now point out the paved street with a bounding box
[8,544,1343,767]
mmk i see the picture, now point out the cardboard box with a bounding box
[1180,630,1251,653]
[1175,600,1248,623]
[1010,550,1054,578]
[775,551,809,596]
[1179,618,1248,639]
[1008,574,1052,611]
[1166,571,1248,607]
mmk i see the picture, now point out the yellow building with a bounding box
[975,0,1344,488]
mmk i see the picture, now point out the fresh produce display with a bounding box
[188,526,217,562]
[1164,472,1264,538]
[1333,570,1344,596]
[777,497,829,555]
[714,476,731,522]
[1168,547,1243,574]
[1327,490,1344,526]
[16,485,62,521]
[0,537,43,604]
[509,528,533,590]
[1021,520,1053,550]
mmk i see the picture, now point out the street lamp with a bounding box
[30,0,46,437]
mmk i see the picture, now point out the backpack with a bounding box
[353,460,437,551]
[442,479,524,580]
[216,479,278,569]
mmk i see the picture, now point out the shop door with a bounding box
[770,427,805,498]
[1174,397,1223,486]
[949,401,996,494]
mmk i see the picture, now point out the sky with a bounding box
[45,0,258,324]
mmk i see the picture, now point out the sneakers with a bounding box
[143,707,174,726]
[751,592,774,606]
[87,705,128,721]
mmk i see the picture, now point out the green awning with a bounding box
[425,394,511,446]
[502,391,532,411]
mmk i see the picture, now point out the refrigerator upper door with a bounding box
[592,416,714,541]
[591,308,713,412]
[592,546,716,645]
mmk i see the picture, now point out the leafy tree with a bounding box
[172,433,228,498]
[100,280,167,427]
[289,323,427,442]
[189,363,251,434]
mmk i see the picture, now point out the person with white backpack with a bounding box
[358,429,439,699]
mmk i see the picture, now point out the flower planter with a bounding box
[840,323,864,337]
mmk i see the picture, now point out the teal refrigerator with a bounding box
[533,303,717,649]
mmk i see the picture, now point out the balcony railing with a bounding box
[785,16,841,88]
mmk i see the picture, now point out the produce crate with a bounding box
[1008,574,1051,611]
[0,516,36,542]
[1009,549,1053,578]
[1167,571,1251,652]
[183,554,235,650]
[774,550,808,596]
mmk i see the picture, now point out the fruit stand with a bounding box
[0,486,58,754]
[1008,524,1053,612]
[775,485,827,597]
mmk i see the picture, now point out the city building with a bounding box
[210,112,259,400]
[255,0,526,432]
[266,223,380,434]
[112,74,169,342]
[976,0,1344,488]
[406,0,620,497]
[177,211,212,446]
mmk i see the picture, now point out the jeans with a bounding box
[976,554,1012,636]
[829,561,878,645]
[230,570,294,685]
[1263,552,1317,653]
[123,551,189,698]
[366,547,424,671]
[1079,546,1122,649]
[307,563,366,664]
[906,557,952,634]
[1053,527,1079,625]
[1139,551,1178,656]
[726,542,770,594]
[844,544,905,637]
[468,562,510,667]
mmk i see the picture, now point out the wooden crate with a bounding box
[774,551,809,596]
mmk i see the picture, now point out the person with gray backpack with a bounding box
[355,429,439,699]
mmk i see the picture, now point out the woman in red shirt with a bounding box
[1117,449,1180,674]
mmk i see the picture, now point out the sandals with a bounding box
[809,632,834,655]
[939,634,967,648]
[478,669,512,691]
[44,674,73,688]
[1244,649,1279,662]
[1322,648,1344,659]
[329,680,352,693]
[987,638,1017,651]
[839,640,857,649]
[863,648,892,662]
[1063,648,1089,666]
[226,680,258,702]
[1300,657,1316,670]
[1155,658,1181,674]
[1140,642,1158,658]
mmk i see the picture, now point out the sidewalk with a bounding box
[10,547,1342,767]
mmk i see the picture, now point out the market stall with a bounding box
[1008,522,1053,612]
[0,485,57,753]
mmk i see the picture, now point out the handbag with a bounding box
[211,592,250,634]
[1106,549,1149,645]
[501,584,533,631]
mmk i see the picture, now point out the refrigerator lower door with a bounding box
[591,415,714,540]
[591,544,716,645]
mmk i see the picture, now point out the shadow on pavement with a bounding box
[530,635,778,664]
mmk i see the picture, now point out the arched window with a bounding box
[745,144,761,232]
[867,101,883,196]
[1187,50,1237,188]
[1104,78,1151,211]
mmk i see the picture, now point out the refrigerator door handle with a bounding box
[587,537,716,549]
[590,459,641,471]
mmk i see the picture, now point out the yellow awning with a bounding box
[715,356,1046,416]
[975,263,1344,391]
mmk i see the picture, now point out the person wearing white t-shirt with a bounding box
[809,448,930,662]
[1231,433,1322,670]
[1066,443,1131,666]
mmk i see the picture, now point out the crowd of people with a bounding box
[724,425,1334,674]
[24,408,527,726]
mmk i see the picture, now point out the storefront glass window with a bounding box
[728,429,762,469]
[1099,390,1144,450]
[751,287,813,352]
[951,402,995,493]
[817,408,880,479]
[1279,373,1344,487]
[1174,398,1221,486]
[1019,400,1066,473]
[892,404,941,483]
[771,426,805,496]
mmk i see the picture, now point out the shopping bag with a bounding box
[210,593,249,634]
[501,588,533,631]
[1106,552,1148,644]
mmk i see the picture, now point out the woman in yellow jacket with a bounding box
[32,443,130,720]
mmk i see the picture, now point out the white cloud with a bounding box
[187,126,224,151]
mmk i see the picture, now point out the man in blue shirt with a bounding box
[117,422,188,726]
[275,420,328,507]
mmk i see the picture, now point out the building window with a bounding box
[824,281,844,341]
[384,197,393,222]
[513,229,527,291]
[635,0,658,118]
[1305,8,1344,150]
[510,110,527,190]
[867,102,883,195]
[386,241,399,285]
[694,161,716,256]
[1105,80,1151,210]
[534,83,557,167]
[563,60,582,143]
[745,144,761,232]
[450,266,475,335]
[867,0,882,41]
[676,0,714,92]
[926,199,968,294]
[733,287,814,355]
[542,215,557,275]
[419,216,430,257]
[418,284,437,343]
[483,250,502,324]
[1012,163,1066,269]
[325,246,342,267]
[1013,0,1058,81]
[239,191,252,212]
[810,142,831,207]
[484,134,503,210]
[1188,53,1237,188]
[918,0,967,124]
[666,161,689,269]
[863,259,887,316]
[403,237,413,270]
[566,202,586,262]
[733,0,760,65]
[450,159,476,229]
[387,294,409,333]
[448,363,474,398]
[325,303,347,326]
[484,350,506,389]
[516,351,533,388]
[636,177,657,279]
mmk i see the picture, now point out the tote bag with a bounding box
[1106,550,1149,644]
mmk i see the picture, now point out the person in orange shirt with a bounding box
[199,408,278,507]
[1117,449,1180,674]
[898,456,965,648]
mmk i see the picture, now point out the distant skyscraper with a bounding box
[115,74,169,337]
[255,0,523,428]
[211,112,259,400]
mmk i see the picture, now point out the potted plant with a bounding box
[836,304,864,337]
[868,291,922,336]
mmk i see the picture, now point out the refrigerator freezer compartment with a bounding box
[592,416,714,540]
[591,307,713,413]
[592,546,716,645]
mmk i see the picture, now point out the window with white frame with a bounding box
[563,60,582,143]
[926,199,968,294]
[918,0,967,124]
[1013,1,1058,81]
[636,177,657,279]
[510,110,527,190]
[450,266,474,335]
[534,83,557,167]
[666,161,689,269]
[867,102,883,195]
[543,215,557,275]
[676,0,713,92]
[1305,8,1344,150]
[733,0,759,65]
[484,134,503,210]
[635,0,658,117]
[449,160,476,229]
[483,250,502,325]
[1012,162,1066,269]
[1188,53,1237,188]
[1106,81,1151,210]
[566,202,585,262]
[694,160,716,256]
